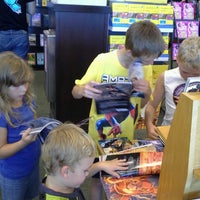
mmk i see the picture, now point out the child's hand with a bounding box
[81,81,102,99]
[21,128,37,144]
[173,95,179,105]
[101,158,129,178]
[133,79,151,97]
[147,124,159,140]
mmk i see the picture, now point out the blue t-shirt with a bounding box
[0,102,41,179]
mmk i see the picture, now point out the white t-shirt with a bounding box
[162,67,185,125]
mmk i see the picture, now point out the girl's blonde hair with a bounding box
[0,51,36,126]
[177,36,200,69]
[42,123,96,175]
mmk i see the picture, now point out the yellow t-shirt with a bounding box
[75,50,152,142]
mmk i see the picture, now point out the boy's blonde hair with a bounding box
[0,51,35,126]
[177,36,200,69]
[42,123,96,175]
[125,20,165,58]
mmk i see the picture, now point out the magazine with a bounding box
[184,77,200,92]
[97,137,164,155]
[20,117,62,143]
[101,174,159,200]
[93,82,144,114]
[100,151,163,177]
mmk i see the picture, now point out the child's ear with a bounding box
[61,166,69,178]
[126,49,133,58]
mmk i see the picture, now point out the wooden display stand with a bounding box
[157,92,200,200]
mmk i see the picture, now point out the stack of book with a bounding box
[98,137,165,199]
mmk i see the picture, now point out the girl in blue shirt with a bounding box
[0,51,41,200]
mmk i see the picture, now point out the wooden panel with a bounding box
[157,92,200,200]
[156,125,170,144]
[48,4,110,127]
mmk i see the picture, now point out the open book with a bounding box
[184,77,200,92]
[93,82,144,114]
[20,117,62,143]
[100,151,163,177]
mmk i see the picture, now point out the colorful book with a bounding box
[93,82,144,114]
[100,150,163,199]
[98,137,164,155]
[100,151,163,177]
[94,82,132,114]
[101,174,159,200]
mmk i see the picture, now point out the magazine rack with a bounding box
[157,92,200,200]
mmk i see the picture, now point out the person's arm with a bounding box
[145,73,165,139]
[132,79,152,108]
[0,128,37,159]
[88,159,128,178]
[72,81,102,100]
[27,1,36,15]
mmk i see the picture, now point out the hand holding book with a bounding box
[20,117,62,143]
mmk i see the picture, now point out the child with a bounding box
[72,20,165,200]
[145,36,200,139]
[40,123,128,200]
[0,51,41,200]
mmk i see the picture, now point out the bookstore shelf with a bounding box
[28,5,49,70]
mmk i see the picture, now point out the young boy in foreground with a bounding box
[39,123,128,200]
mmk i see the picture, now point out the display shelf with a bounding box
[108,1,174,65]
[109,0,168,4]
[28,6,49,70]
[109,25,174,33]
[171,0,199,62]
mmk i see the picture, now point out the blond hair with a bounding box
[0,51,36,126]
[177,36,200,69]
[42,123,96,175]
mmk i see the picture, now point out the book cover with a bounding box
[98,137,164,155]
[40,34,44,47]
[27,53,36,65]
[101,174,159,199]
[20,117,62,144]
[100,151,163,177]
[37,52,44,65]
[29,34,36,46]
[184,77,200,92]
[94,82,144,114]
[31,13,41,27]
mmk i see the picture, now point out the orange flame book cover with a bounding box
[101,174,159,199]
